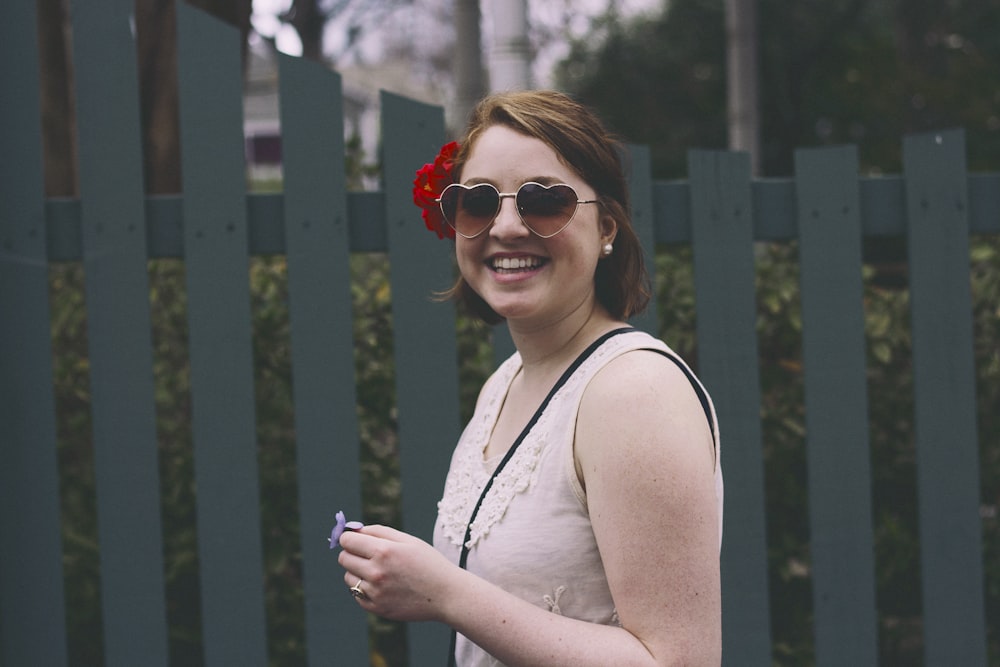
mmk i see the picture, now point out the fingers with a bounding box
[337,531,385,588]
[337,529,376,560]
[338,524,411,558]
[336,528,455,623]
[347,523,406,541]
[337,544,369,578]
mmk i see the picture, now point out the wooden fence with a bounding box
[2,2,997,666]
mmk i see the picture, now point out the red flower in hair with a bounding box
[412,141,459,239]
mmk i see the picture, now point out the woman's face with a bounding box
[455,125,616,330]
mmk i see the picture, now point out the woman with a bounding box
[338,90,723,666]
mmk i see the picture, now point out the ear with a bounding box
[600,213,618,246]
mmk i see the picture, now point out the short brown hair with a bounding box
[447,90,651,325]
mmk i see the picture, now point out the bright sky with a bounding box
[250,0,664,86]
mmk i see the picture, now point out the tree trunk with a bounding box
[38,0,78,197]
[285,0,326,62]
[136,0,251,194]
[38,0,252,196]
[136,0,181,194]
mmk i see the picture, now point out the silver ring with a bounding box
[349,579,366,600]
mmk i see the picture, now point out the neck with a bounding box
[507,300,622,378]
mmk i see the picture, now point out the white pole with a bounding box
[489,0,532,91]
[725,0,760,174]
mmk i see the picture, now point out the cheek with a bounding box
[454,239,480,275]
[555,230,602,268]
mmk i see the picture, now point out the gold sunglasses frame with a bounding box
[436,182,599,239]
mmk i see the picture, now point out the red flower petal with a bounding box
[412,141,459,239]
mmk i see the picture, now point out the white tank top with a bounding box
[433,329,723,667]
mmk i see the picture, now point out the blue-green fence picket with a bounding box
[1,3,996,667]
[0,2,69,666]
[278,53,369,667]
[71,0,169,664]
[687,149,773,665]
[176,4,270,663]
[903,130,986,666]
[794,145,878,666]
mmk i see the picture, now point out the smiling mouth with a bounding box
[490,256,546,273]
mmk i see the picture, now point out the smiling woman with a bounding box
[336,90,724,667]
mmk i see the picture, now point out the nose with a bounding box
[489,193,530,240]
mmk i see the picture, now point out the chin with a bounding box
[482,297,537,322]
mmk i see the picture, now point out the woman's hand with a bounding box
[337,525,458,623]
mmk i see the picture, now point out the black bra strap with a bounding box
[456,326,633,569]
[447,327,633,665]
[643,348,716,443]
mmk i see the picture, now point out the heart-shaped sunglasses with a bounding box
[436,182,599,239]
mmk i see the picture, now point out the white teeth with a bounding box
[493,257,540,271]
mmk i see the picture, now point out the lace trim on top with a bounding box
[436,333,637,549]
[436,353,534,548]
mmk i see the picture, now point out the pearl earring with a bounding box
[602,243,613,256]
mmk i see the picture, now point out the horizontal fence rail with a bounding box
[40,172,1000,261]
[2,2,996,667]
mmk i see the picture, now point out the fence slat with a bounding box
[794,146,878,666]
[70,2,170,664]
[969,174,1000,233]
[0,3,69,665]
[176,5,268,664]
[278,54,368,666]
[625,144,659,334]
[687,149,772,666]
[381,91,459,664]
[903,130,987,667]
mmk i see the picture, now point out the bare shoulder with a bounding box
[575,348,715,479]
[586,348,696,400]
[580,348,709,435]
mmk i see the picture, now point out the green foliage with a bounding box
[557,0,1000,177]
[654,246,698,360]
[50,263,103,666]
[972,236,1000,666]
[149,260,201,666]
[751,244,813,665]
[555,0,727,178]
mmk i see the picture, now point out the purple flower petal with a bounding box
[329,511,346,549]
[328,511,365,549]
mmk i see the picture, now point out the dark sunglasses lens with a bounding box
[442,185,499,236]
[517,183,578,236]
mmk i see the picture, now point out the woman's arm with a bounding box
[338,350,721,666]
[574,349,721,664]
